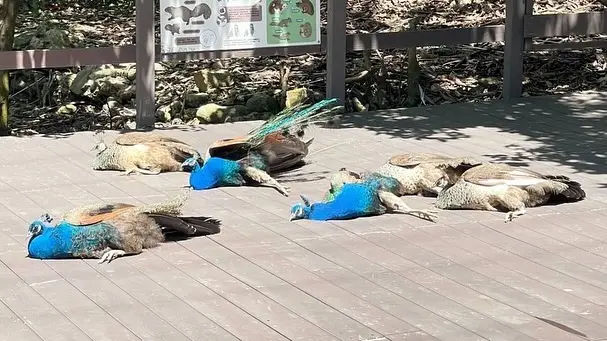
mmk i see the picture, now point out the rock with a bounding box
[46,28,71,49]
[94,77,130,98]
[125,121,137,130]
[155,101,183,123]
[245,93,280,113]
[117,85,136,101]
[285,88,308,108]
[69,66,97,96]
[156,105,172,122]
[193,69,233,92]
[184,93,209,108]
[196,103,228,124]
[228,105,248,117]
[56,104,77,115]
[196,103,248,124]
[183,108,198,120]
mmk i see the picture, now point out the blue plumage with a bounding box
[290,178,387,221]
[27,219,122,260]
[185,156,246,190]
[182,154,290,196]
[291,172,439,222]
[26,194,222,263]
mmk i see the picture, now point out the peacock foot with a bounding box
[504,209,526,223]
[98,249,126,264]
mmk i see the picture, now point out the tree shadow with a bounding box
[336,90,607,175]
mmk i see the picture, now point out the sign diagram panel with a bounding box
[160,0,321,53]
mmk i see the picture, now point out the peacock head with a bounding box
[181,157,204,172]
[27,214,54,240]
[289,195,313,221]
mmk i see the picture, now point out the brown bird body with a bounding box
[92,132,203,175]
[435,163,586,222]
[57,190,221,263]
[375,152,483,196]
[206,131,313,173]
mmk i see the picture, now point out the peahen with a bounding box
[92,131,204,175]
[205,98,342,173]
[290,170,438,222]
[374,152,484,196]
[26,190,220,263]
[182,98,342,196]
[435,162,586,222]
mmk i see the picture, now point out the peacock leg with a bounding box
[497,191,527,223]
[121,167,161,176]
[378,190,438,222]
[504,209,526,222]
[243,166,290,196]
[98,249,126,263]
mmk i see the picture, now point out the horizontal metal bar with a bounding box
[0,26,508,70]
[0,46,137,70]
[524,12,607,38]
[347,25,506,50]
[529,40,607,50]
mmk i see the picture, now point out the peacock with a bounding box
[205,97,342,173]
[290,170,438,222]
[183,98,342,195]
[91,131,204,175]
[26,190,220,263]
[435,162,586,222]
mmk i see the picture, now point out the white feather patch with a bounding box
[475,178,543,187]
[133,143,150,152]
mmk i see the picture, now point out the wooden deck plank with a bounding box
[296,237,585,341]
[364,231,607,332]
[154,240,337,341]
[205,239,410,339]
[44,260,191,341]
[232,243,418,336]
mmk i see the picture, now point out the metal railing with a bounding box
[0,0,605,128]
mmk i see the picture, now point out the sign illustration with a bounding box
[160,0,320,53]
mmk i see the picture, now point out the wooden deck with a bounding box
[1,90,606,341]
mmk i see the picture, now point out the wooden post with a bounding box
[135,0,156,128]
[503,0,526,100]
[523,0,534,50]
[326,0,346,104]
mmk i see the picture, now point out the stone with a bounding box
[196,103,228,124]
[285,88,308,108]
[193,69,233,92]
[56,104,77,115]
[195,103,248,124]
[184,92,209,108]
[245,93,280,113]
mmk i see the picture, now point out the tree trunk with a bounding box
[0,0,17,136]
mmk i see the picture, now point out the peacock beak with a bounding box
[289,212,297,221]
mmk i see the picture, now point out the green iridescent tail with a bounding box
[246,98,342,146]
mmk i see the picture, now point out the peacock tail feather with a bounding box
[246,98,342,146]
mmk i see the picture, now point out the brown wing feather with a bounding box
[257,134,309,172]
[462,164,548,187]
[115,132,189,146]
[389,152,450,167]
[62,203,136,225]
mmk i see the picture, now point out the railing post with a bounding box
[523,0,534,50]
[135,0,156,128]
[503,0,526,100]
[326,0,346,104]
